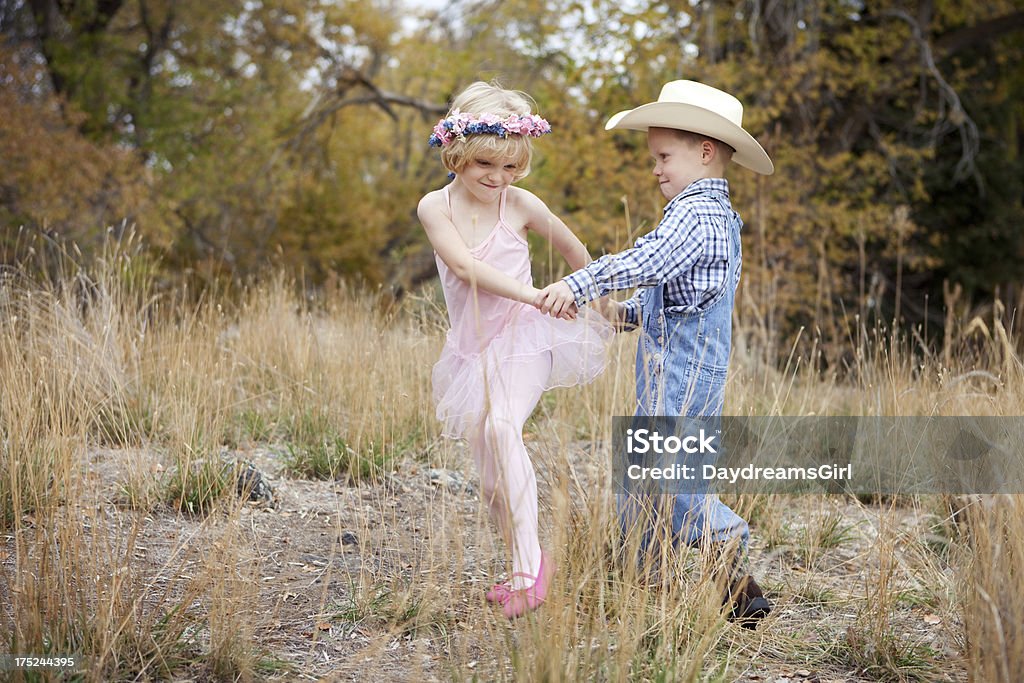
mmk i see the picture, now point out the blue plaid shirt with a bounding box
[563,178,736,328]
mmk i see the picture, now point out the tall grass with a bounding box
[1,232,1022,680]
[964,495,1024,683]
[0,236,438,680]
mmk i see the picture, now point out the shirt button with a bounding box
[657,336,664,345]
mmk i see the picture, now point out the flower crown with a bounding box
[428,110,552,147]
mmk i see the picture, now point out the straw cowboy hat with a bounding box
[605,80,774,175]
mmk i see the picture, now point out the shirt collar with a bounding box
[664,177,730,211]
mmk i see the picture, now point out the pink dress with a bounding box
[432,187,613,438]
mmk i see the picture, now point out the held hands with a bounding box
[552,302,578,320]
[532,282,631,329]
[534,285,632,329]
[535,281,578,320]
[525,283,577,320]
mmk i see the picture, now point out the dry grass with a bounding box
[1,234,1022,681]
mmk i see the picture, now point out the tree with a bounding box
[0,45,155,253]
[2,0,1022,351]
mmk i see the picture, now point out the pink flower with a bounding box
[523,114,551,135]
[431,121,451,144]
[502,116,527,135]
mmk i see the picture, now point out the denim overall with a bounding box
[619,189,749,553]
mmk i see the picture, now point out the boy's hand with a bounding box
[595,297,622,325]
[536,281,577,319]
[595,297,635,332]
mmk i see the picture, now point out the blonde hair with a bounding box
[670,129,736,161]
[439,81,539,181]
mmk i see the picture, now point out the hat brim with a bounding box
[606,102,774,175]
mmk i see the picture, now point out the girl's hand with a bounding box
[530,284,577,319]
[535,282,577,319]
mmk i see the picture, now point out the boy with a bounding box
[536,80,773,628]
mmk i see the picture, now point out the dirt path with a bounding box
[58,436,967,682]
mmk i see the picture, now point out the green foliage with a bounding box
[285,437,390,481]
[805,512,859,550]
[232,408,275,445]
[165,456,231,515]
[282,411,391,481]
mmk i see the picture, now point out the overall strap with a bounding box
[708,189,741,255]
[643,281,667,318]
[711,191,743,286]
[708,190,734,216]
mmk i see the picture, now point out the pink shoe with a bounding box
[486,582,512,603]
[501,551,555,620]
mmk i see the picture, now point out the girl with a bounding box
[418,82,612,619]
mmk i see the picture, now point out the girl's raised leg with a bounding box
[471,353,551,590]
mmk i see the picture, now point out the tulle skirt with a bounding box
[432,306,612,439]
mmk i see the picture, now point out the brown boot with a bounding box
[723,574,771,629]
